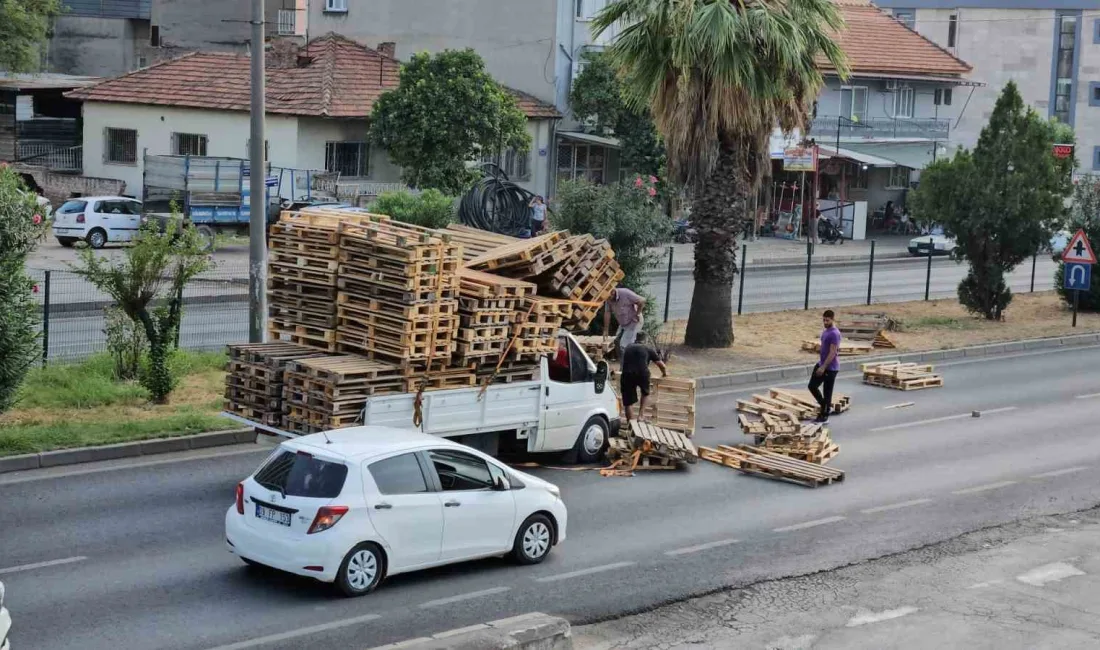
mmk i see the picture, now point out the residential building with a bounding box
[46,0,308,78]
[875,0,1099,172]
[64,34,560,201]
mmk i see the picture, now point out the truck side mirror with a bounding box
[594,360,608,394]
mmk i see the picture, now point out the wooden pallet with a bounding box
[864,373,944,390]
[606,436,680,470]
[698,444,845,487]
[573,335,614,360]
[626,420,697,459]
[457,268,537,298]
[465,231,566,273]
[801,339,875,356]
[445,224,520,262]
[861,360,943,391]
[769,387,851,415]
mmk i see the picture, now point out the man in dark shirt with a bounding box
[620,331,668,422]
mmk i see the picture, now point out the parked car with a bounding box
[18,190,52,220]
[225,427,567,597]
[908,232,957,256]
[1,580,10,650]
[52,196,143,249]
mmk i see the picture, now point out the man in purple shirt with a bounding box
[603,286,646,357]
[808,309,841,423]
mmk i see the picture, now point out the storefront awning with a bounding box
[558,131,622,149]
[841,142,946,170]
[817,145,897,168]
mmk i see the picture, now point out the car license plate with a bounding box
[255,503,291,526]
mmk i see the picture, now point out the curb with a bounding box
[367,613,571,650]
[695,331,1100,392]
[0,428,256,475]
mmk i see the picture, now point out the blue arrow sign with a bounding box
[1064,262,1091,291]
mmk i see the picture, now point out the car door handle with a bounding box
[373,503,393,510]
[444,501,461,507]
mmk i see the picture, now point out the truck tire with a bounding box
[196,225,215,251]
[568,416,609,464]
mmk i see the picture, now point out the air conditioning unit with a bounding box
[884,79,899,92]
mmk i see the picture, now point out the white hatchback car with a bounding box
[52,196,143,249]
[0,580,10,650]
[225,427,567,597]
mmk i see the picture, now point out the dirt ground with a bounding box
[657,292,1100,378]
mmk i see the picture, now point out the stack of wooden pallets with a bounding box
[638,377,697,434]
[603,420,698,475]
[224,342,327,427]
[453,268,539,382]
[734,387,847,464]
[698,445,845,487]
[444,224,519,262]
[573,335,614,360]
[281,356,406,435]
[514,295,572,359]
[335,220,462,374]
[466,232,570,279]
[861,360,943,390]
[841,314,897,349]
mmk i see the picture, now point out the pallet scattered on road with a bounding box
[754,423,839,465]
[603,420,698,475]
[698,444,845,487]
[861,360,943,391]
[736,387,850,435]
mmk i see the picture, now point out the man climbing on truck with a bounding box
[620,331,667,423]
[603,285,646,359]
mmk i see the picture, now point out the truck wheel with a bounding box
[196,225,215,251]
[570,416,609,464]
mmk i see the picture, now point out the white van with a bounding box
[52,196,143,249]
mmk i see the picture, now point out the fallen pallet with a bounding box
[801,339,875,356]
[627,420,697,460]
[698,444,845,487]
[769,387,851,415]
[444,224,520,262]
[605,436,680,471]
[465,232,566,273]
[861,360,943,391]
[864,373,944,391]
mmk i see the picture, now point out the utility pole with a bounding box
[248,0,267,343]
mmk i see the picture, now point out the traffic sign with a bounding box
[1062,229,1097,264]
[1064,262,1091,291]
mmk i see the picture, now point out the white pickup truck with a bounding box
[226,332,620,464]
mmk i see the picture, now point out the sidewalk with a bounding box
[573,508,1100,650]
[652,235,914,272]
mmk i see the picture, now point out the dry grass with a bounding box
[658,292,1100,378]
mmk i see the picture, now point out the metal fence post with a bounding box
[174,284,184,348]
[866,240,875,305]
[804,241,812,310]
[737,244,747,315]
[924,237,933,301]
[42,270,51,366]
[660,246,668,323]
[1030,252,1037,293]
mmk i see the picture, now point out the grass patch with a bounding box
[0,351,230,457]
[898,316,980,331]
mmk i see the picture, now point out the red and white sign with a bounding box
[1053,143,1075,159]
[1062,229,1098,264]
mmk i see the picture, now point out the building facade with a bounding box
[875,0,1099,171]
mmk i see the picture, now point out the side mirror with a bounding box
[493,475,511,491]
[594,360,609,394]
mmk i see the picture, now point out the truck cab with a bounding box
[541,332,618,462]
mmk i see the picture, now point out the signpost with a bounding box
[1052,143,1075,160]
[1061,229,1097,327]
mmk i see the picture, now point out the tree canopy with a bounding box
[0,0,62,73]
[369,49,531,196]
[912,81,1075,320]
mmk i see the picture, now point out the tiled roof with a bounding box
[824,3,972,77]
[65,33,561,120]
[508,88,562,119]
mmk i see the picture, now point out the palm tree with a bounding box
[593,0,849,347]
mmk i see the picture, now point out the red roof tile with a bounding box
[66,33,561,120]
[823,3,971,77]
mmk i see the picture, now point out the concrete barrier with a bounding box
[368,613,571,650]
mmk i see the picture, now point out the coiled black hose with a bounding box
[458,164,537,237]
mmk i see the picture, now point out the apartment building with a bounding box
[876,0,1099,171]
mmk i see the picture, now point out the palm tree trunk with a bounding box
[684,141,749,348]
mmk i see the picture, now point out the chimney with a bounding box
[267,38,301,69]
[377,42,396,58]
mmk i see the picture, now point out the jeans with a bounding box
[808,364,838,420]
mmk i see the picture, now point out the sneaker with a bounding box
[814,416,829,424]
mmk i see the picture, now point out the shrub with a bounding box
[103,306,147,381]
[369,189,456,229]
[1055,175,1100,309]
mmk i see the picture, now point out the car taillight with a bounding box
[76,213,85,223]
[308,506,348,534]
[236,482,244,514]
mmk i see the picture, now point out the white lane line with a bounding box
[773,516,847,533]
[0,446,266,485]
[884,402,915,410]
[665,539,740,557]
[952,480,1018,495]
[846,606,919,627]
[870,407,1017,432]
[1030,466,1089,479]
[860,498,934,515]
[0,556,88,575]
[535,561,635,583]
[1075,393,1100,400]
[418,586,511,609]
[204,613,381,650]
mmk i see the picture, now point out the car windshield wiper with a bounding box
[255,479,286,498]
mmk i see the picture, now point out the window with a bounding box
[58,200,87,215]
[1054,13,1078,125]
[887,166,911,189]
[1094,18,1100,45]
[893,10,915,30]
[324,0,347,12]
[104,127,137,164]
[429,449,493,492]
[576,0,605,20]
[172,132,208,157]
[849,163,868,190]
[893,85,915,119]
[481,147,531,181]
[253,450,348,499]
[839,86,868,122]
[557,142,607,184]
[947,14,957,48]
[136,56,148,69]
[150,25,160,47]
[277,9,296,35]
[1094,146,1100,171]
[1089,82,1100,108]
[94,199,140,215]
[934,88,953,106]
[325,141,369,177]
[369,453,429,495]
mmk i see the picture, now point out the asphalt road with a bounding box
[4,345,1100,649]
[40,256,1060,361]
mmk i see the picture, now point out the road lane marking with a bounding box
[204,613,381,650]
[1075,393,1100,400]
[1030,466,1089,479]
[665,539,740,556]
[870,407,1017,432]
[536,561,635,583]
[952,480,1018,495]
[846,606,919,627]
[1016,562,1085,587]
[884,402,915,410]
[860,498,934,515]
[418,587,511,609]
[0,556,88,575]
[773,516,846,533]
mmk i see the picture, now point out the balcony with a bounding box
[16,144,83,173]
[809,116,950,141]
[276,9,297,36]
